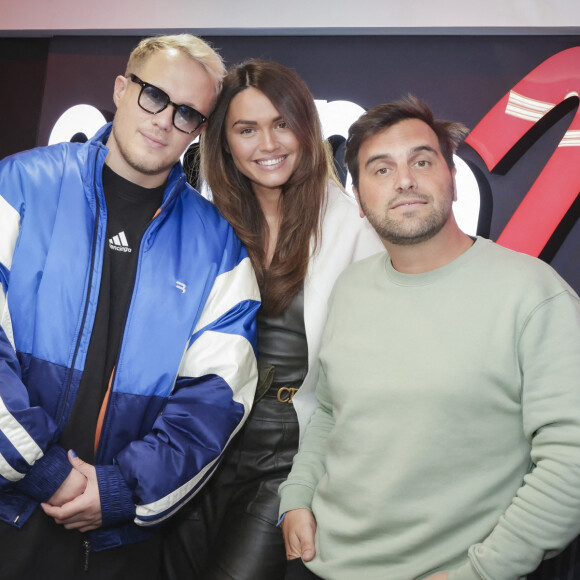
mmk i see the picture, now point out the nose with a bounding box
[151,106,174,131]
[395,165,417,192]
[259,129,279,152]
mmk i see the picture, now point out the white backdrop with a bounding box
[2,0,580,33]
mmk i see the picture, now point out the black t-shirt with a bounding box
[59,165,165,462]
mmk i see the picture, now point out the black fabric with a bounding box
[162,286,307,579]
[257,286,308,384]
[528,536,580,579]
[161,390,299,580]
[15,165,169,579]
[285,558,324,580]
[60,165,164,462]
[0,506,162,580]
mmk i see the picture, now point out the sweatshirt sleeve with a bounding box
[279,322,337,516]
[451,290,580,580]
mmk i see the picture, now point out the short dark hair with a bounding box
[345,95,469,189]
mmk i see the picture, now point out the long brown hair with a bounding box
[201,59,333,315]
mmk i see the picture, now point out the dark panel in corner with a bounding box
[0,38,50,159]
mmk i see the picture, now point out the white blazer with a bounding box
[295,181,385,438]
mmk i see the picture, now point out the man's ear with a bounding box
[195,119,210,138]
[112,75,129,108]
[353,186,366,219]
[451,167,458,202]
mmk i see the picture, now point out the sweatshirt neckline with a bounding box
[383,236,485,287]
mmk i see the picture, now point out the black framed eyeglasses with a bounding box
[129,74,207,134]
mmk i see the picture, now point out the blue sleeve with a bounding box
[0,155,72,502]
[97,238,261,527]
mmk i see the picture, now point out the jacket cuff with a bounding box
[96,464,135,527]
[14,444,72,502]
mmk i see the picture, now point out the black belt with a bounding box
[255,362,302,404]
[265,385,300,404]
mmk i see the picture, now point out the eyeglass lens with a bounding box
[139,84,204,133]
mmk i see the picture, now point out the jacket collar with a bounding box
[86,122,187,201]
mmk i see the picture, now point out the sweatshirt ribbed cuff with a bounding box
[278,481,315,518]
[449,560,484,580]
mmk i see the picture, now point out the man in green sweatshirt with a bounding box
[279,96,580,580]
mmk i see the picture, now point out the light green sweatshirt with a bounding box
[279,237,580,580]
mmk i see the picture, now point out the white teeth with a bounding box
[257,156,286,166]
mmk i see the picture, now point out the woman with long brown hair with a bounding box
[162,59,383,580]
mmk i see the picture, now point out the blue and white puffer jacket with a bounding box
[0,124,260,550]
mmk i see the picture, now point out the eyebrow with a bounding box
[364,145,438,169]
[364,153,392,169]
[411,145,438,156]
[232,120,257,127]
[231,116,284,128]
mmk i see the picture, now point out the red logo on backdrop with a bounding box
[466,47,580,257]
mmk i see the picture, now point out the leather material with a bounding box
[162,393,299,580]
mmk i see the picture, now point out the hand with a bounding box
[424,573,449,580]
[47,461,88,507]
[41,450,102,532]
[281,508,317,562]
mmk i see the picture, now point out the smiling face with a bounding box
[354,118,457,247]
[224,87,301,200]
[106,48,216,188]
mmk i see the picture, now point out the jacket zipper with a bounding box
[83,537,91,572]
[56,147,103,428]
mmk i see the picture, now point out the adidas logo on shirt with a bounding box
[109,231,132,253]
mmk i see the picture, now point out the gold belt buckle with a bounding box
[276,386,298,404]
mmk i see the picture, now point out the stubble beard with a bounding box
[361,187,454,247]
[111,124,179,178]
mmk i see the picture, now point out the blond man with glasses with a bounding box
[0,34,260,580]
